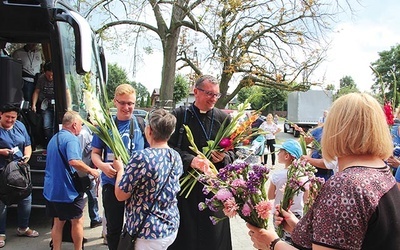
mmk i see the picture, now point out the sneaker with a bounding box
[90,219,102,228]
[16,227,39,237]
[0,234,5,248]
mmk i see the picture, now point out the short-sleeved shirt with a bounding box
[310,127,323,159]
[36,73,54,101]
[119,148,183,239]
[92,116,145,186]
[12,48,42,82]
[259,122,279,140]
[0,121,31,169]
[43,130,82,202]
[292,166,400,250]
[271,168,305,216]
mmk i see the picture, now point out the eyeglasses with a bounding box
[196,88,222,98]
[115,99,135,107]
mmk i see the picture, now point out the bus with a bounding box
[0,0,108,207]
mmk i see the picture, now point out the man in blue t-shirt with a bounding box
[43,111,99,250]
[91,84,145,250]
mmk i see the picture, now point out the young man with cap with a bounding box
[267,139,308,243]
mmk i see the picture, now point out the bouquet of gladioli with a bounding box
[198,162,272,229]
[81,73,130,164]
[277,159,324,237]
[180,98,269,197]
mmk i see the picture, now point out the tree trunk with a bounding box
[159,29,180,109]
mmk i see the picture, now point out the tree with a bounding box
[107,63,128,101]
[107,63,149,105]
[74,0,204,109]
[339,76,356,89]
[237,86,287,112]
[326,84,335,91]
[75,0,351,109]
[178,1,344,108]
[334,76,359,100]
[131,81,150,108]
[173,74,190,105]
[371,44,400,107]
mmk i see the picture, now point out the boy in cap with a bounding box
[267,139,308,244]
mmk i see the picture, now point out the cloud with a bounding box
[312,0,400,92]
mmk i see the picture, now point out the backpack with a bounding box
[0,161,32,205]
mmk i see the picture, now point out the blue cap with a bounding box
[274,139,302,159]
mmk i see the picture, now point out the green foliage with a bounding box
[333,75,359,100]
[334,86,360,100]
[107,63,128,101]
[339,76,357,89]
[371,44,400,106]
[325,84,335,91]
[237,86,287,112]
[173,74,190,104]
[146,92,152,107]
[107,63,150,105]
[130,81,149,107]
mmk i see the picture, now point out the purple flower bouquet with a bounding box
[198,162,273,229]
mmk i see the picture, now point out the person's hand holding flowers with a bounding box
[274,205,298,234]
[191,156,214,176]
[210,150,226,163]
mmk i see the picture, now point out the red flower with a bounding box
[384,101,394,126]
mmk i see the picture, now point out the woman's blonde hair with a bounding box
[322,93,393,161]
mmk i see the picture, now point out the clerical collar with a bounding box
[192,103,211,114]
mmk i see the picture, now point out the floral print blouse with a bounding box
[119,148,183,239]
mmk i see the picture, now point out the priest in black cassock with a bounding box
[168,75,236,250]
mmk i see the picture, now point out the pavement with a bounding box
[3,121,292,249]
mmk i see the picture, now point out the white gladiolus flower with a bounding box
[83,90,105,124]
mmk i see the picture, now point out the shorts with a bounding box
[46,195,85,221]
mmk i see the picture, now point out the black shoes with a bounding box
[90,219,102,228]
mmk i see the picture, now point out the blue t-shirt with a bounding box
[0,120,31,169]
[92,116,145,186]
[43,130,82,202]
[310,127,323,159]
[119,148,183,239]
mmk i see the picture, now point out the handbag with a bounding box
[57,133,92,193]
[117,158,175,250]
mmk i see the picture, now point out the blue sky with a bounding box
[312,0,400,92]
[107,0,400,93]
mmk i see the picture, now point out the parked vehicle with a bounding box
[0,0,107,207]
[284,90,333,137]
[133,109,148,119]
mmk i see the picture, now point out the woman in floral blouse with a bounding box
[114,109,183,250]
[247,93,400,250]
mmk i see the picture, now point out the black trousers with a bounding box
[102,184,125,250]
[263,139,276,165]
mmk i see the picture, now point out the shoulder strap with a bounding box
[135,116,145,135]
[131,153,175,239]
[177,107,189,148]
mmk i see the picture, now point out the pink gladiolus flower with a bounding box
[215,189,233,201]
[241,203,251,216]
[219,137,232,148]
[223,197,239,218]
[255,200,273,219]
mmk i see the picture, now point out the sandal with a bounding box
[0,234,5,248]
[16,227,39,237]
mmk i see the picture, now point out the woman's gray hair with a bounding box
[147,109,176,141]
